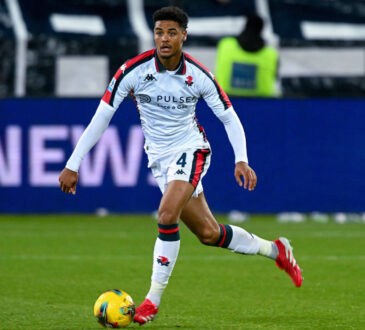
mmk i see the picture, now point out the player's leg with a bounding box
[181,192,277,257]
[135,148,212,325]
[147,179,194,304]
[181,192,302,287]
[134,180,194,325]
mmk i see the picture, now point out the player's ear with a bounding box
[182,30,187,41]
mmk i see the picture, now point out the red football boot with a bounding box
[134,298,159,325]
[274,237,303,287]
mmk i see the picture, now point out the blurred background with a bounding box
[0,0,364,220]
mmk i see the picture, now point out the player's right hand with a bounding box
[234,161,257,191]
[59,168,78,195]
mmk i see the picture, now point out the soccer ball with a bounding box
[93,289,135,328]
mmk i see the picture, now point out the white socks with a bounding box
[145,223,278,307]
[216,224,278,260]
[252,234,278,259]
[150,237,180,284]
[146,224,180,306]
[146,280,168,307]
[227,225,260,254]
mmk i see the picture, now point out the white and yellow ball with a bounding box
[93,289,135,328]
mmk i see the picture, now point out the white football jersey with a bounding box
[102,49,232,166]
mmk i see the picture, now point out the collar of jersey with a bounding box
[154,50,186,75]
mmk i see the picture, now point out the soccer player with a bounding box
[59,6,302,325]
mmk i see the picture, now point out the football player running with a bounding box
[59,6,302,326]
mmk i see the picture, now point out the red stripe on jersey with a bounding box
[158,227,180,234]
[102,66,124,104]
[214,81,231,107]
[216,81,232,108]
[218,224,227,247]
[194,115,207,142]
[184,53,232,109]
[102,49,156,106]
[191,149,210,188]
[127,49,155,68]
[155,56,159,72]
[184,53,211,73]
[102,89,112,104]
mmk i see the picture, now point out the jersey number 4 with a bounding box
[176,153,187,167]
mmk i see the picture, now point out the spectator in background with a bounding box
[215,14,279,97]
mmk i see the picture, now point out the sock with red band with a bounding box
[216,224,278,259]
[146,223,180,306]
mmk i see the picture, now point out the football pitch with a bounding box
[0,215,364,329]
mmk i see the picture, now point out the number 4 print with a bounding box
[176,153,187,167]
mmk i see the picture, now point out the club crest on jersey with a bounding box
[144,74,156,82]
[107,77,116,92]
[185,75,193,86]
[157,256,170,266]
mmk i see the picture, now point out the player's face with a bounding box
[154,20,187,59]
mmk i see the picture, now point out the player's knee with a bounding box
[198,226,220,246]
[158,208,178,225]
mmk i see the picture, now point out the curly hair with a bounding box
[153,6,188,30]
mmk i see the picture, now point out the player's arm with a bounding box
[217,108,257,191]
[59,64,135,195]
[59,101,116,194]
[200,74,257,191]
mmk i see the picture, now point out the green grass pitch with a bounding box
[0,215,364,329]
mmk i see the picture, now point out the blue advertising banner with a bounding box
[0,98,364,213]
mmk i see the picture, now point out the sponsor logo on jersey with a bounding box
[157,256,170,266]
[185,75,194,86]
[175,169,186,175]
[107,77,116,92]
[144,74,156,82]
[137,94,151,103]
[156,95,197,103]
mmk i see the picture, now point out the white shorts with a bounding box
[150,148,211,198]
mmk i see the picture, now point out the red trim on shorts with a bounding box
[190,149,210,188]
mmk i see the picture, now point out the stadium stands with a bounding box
[0,0,364,97]
[0,0,15,98]
[1,0,138,97]
[270,0,365,97]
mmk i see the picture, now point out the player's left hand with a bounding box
[234,162,257,191]
[59,167,78,195]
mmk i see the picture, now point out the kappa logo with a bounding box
[144,74,156,82]
[120,64,127,73]
[137,94,151,103]
[157,256,170,266]
[185,75,194,86]
[175,169,186,175]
